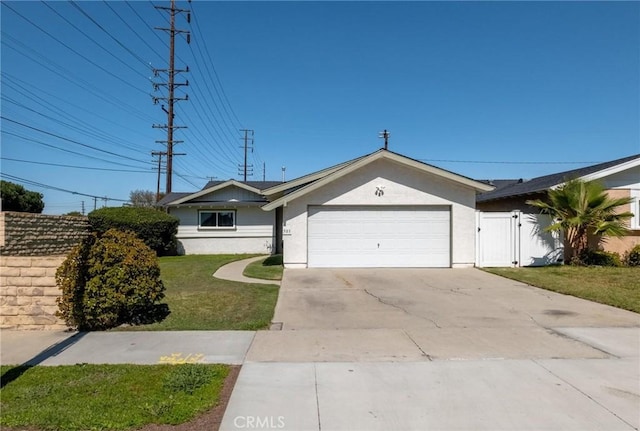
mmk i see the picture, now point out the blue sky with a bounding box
[2,1,639,215]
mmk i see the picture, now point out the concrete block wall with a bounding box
[0,256,67,330]
[0,212,90,256]
[0,212,89,330]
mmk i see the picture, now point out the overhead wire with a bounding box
[0,173,130,203]
[1,117,154,165]
[3,3,150,96]
[2,131,153,170]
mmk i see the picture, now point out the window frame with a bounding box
[198,209,237,230]
[632,190,640,230]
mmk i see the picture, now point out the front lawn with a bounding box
[243,254,283,281]
[484,266,640,313]
[0,363,229,431]
[120,254,279,331]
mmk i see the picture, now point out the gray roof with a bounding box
[477,153,640,203]
[200,180,283,190]
[157,180,285,206]
[157,192,191,206]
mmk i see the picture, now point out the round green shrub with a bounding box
[623,244,640,267]
[56,229,169,331]
[88,207,179,256]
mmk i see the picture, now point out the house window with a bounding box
[199,210,236,228]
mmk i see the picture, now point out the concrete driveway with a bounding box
[222,268,640,430]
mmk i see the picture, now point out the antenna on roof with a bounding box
[378,129,390,150]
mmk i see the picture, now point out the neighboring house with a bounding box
[476,153,640,266]
[158,180,282,255]
[159,149,494,268]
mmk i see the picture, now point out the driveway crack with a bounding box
[403,330,433,360]
[363,288,441,328]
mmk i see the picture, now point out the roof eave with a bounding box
[263,150,494,211]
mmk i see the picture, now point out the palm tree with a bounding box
[526,179,633,264]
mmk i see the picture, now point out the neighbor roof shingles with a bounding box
[477,153,640,202]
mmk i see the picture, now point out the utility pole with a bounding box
[263,162,266,182]
[81,200,85,215]
[239,129,254,181]
[93,196,97,211]
[378,129,390,150]
[152,151,167,203]
[153,0,190,194]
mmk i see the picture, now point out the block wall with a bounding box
[0,212,89,329]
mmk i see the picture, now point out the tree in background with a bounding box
[527,179,633,264]
[1,180,45,213]
[129,189,159,207]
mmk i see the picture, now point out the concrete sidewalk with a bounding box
[1,330,256,366]
[1,255,277,366]
[214,255,281,285]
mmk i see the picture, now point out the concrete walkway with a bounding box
[1,255,277,365]
[213,255,281,285]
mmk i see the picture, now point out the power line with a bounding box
[1,157,154,173]
[2,130,152,169]
[3,3,150,96]
[68,0,154,71]
[1,116,154,165]
[1,173,129,203]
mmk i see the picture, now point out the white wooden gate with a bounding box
[476,211,563,267]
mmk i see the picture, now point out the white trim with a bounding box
[171,180,263,206]
[631,189,640,230]
[579,157,640,183]
[263,150,494,211]
[550,157,640,190]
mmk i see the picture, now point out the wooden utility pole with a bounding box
[153,0,190,193]
[239,129,254,181]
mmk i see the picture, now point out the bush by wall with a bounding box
[576,249,623,267]
[55,229,169,330]
[88,207,178,256]
[623,244,640,267]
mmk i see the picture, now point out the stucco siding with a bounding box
[282,159,478,267]
[170,206,275,254]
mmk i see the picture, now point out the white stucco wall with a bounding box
[170,206,275,254]
[281,159,478,268]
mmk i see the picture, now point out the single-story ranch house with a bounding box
[158,150,639,268]
[159,149,494,268]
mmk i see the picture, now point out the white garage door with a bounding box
[308,205,450,268]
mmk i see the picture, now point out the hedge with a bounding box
[88,207,179,256]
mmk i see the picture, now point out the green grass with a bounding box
[484,266,640,313]
[119,254,279,331]
[243,254,283,281]
[0,363,229,431]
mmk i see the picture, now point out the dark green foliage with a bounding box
[88,206,179,256]
[56,229,169,330]
[623,244,640,267]
[263,254,283,266]
[0,180,44,213]
[163,364,219,395]
[576,249,622,267]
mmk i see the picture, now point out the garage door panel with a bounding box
[308,206,450,268]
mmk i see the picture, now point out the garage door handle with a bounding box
[377,243,380,248]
